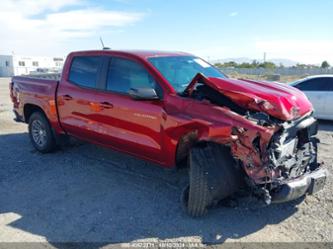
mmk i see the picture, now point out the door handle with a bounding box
[63,94,73,101]
[100,101,113,109]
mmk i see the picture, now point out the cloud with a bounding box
[229,12,238,17]
[0,0,145,55]
[45,9,144,38]
[0,0,82,16]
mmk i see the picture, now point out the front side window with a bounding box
[69,56,103,88]
[294,78,329,91]
[148,56,227,93]
[106,57,158,94]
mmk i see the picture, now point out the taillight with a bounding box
[9,82,18,106]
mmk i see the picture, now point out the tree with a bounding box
[296,63,307,69]
[238,62,253,68]
[223,61,238,68]
[258,62,276,69]
[214,63,223,68]
[321,61,330,69]
[251,60,260,67]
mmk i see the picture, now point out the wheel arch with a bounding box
[24,104,48,123]
[175,130,199,167]
[175,127,232,168]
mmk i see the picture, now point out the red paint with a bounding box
[186,74,312,121]
[10,50,314,184]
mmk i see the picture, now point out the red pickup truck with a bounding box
[10,50,327,217]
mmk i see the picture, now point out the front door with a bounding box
[86,56,166,164]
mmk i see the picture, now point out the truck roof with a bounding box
[69,50,193,59]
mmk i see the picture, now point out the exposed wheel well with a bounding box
[176,130,236,169]
[175,131,199,168]
[24,104,46,123]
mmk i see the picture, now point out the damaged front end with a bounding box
[232,112,327,204]
[266,115,327,204]
[184,74,327,204]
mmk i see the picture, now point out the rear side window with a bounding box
[69,56,103,88]
[106,57,157,94]
[295,78,330,91]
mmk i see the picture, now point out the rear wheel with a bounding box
[183,143,242,217]
[28,112,56,153]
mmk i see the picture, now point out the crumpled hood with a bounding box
[204,77,313,121]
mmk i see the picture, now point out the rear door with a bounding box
[294,78,329,118]
[56,55,108,141]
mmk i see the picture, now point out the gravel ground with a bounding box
[0,77,332,246]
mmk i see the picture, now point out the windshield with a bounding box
[148,56,227,93]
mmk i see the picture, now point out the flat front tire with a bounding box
[28,112,56,153]
[183,143,241,217]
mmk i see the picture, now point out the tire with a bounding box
[28,112,56,153]
[184,143,242,217]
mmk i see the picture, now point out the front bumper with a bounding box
[271,168,328,203]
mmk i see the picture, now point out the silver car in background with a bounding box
[291,75,333,121]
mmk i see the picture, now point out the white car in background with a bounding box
[291,75,333,121]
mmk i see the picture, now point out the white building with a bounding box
[0,55,65,77]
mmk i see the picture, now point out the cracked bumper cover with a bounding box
[271,168,328,203]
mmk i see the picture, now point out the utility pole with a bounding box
[263,52,267,63]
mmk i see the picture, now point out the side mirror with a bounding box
[128,87,160,100]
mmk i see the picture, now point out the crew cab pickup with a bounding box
[10,50,327,217]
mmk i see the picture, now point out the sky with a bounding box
[0,0,332,64]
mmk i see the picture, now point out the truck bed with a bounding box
[10,76,61,131]
[19,73,61,81]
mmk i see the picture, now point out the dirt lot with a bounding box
[0,77,332,246]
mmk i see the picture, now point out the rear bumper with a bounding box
[271,168,328,203]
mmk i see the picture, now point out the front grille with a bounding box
[269,115,318,179]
